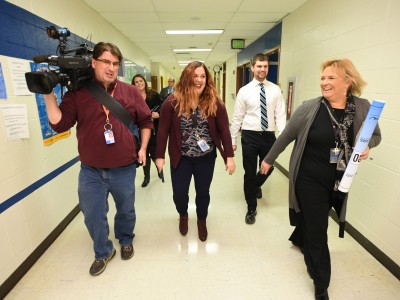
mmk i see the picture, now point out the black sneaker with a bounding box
[89,248,116,276]
[245,210,257,224]
[121,243,134,260]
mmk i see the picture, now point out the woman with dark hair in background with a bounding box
[132,74,163,187]
[155,61,235,242]
[260,59,381,300]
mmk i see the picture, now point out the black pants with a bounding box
[142,157,156,178]
[241,130,276,211]
[290,187,333,289]
[170,150,216,220]
[142,139,156,178]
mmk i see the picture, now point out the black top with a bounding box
[296,103,353,191]
[144,91,162,146]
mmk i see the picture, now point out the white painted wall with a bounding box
[224,54,239,119]
[150,62,177,92]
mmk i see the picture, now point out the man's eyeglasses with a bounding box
[95,58,120,67]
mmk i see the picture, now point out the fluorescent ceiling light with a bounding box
[166,30,223,35]
[174,49,212,52]
[178,60,204,65]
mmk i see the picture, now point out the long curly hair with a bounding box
[173,61,222,118]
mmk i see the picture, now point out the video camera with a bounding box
[25,26,93,94]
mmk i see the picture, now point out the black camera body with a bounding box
[25,26,93,94]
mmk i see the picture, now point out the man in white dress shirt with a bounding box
[230,53,286,224]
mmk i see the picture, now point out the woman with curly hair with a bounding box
[155,61,235,241]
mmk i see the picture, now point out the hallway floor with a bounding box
[5,150,400,299]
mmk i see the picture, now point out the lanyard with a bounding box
[102,82,118,125]
[322,100,343,143]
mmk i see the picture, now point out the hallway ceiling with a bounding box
[83,0,309,77]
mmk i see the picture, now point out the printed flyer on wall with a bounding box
[0,62,7,99]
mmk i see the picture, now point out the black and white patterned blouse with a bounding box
[180,108,215,157]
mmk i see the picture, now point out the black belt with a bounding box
[242,130,274,135]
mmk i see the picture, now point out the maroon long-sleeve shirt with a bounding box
[50,80,153,168]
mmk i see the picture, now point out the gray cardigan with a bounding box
[264,96,382,235]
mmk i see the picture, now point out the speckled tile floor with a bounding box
[6,147,400,299]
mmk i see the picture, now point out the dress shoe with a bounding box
[245,210,257,224]
[141,177,150,187]
[256,187,262,199]
[179,214,188,235]
[315,286,329,300]
[158,170,165,182]
[197,219,208,242]
[291,241,304,254]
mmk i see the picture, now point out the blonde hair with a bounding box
[321,59,366,96]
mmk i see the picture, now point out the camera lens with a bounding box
[38,73,60,93]
[25,72,60,94]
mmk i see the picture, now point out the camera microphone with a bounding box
[33,55,51,63]
[33,55,62,65]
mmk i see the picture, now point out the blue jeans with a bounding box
[78,162,136,259]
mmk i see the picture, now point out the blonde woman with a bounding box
[260,59,382,300]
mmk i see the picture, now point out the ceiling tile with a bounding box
[82,0,310,77]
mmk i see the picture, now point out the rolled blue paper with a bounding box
[338,100,385,193]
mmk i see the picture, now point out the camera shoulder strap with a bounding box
[85,80,133,129]
[85,81,142,165]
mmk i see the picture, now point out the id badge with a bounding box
[104,130,115,144]
[330,148,340,163]
[197,139,210,152]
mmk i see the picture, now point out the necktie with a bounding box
[260,83,268,130]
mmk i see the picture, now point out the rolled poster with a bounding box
[338,100,385,193]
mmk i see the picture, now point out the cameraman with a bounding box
[42,42,152,276]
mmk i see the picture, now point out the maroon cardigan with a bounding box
[155,97,234,168]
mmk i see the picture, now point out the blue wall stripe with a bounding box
[0,156,80,214]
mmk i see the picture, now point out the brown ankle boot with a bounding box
[179,215,188,235]
[197,220,207,242]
